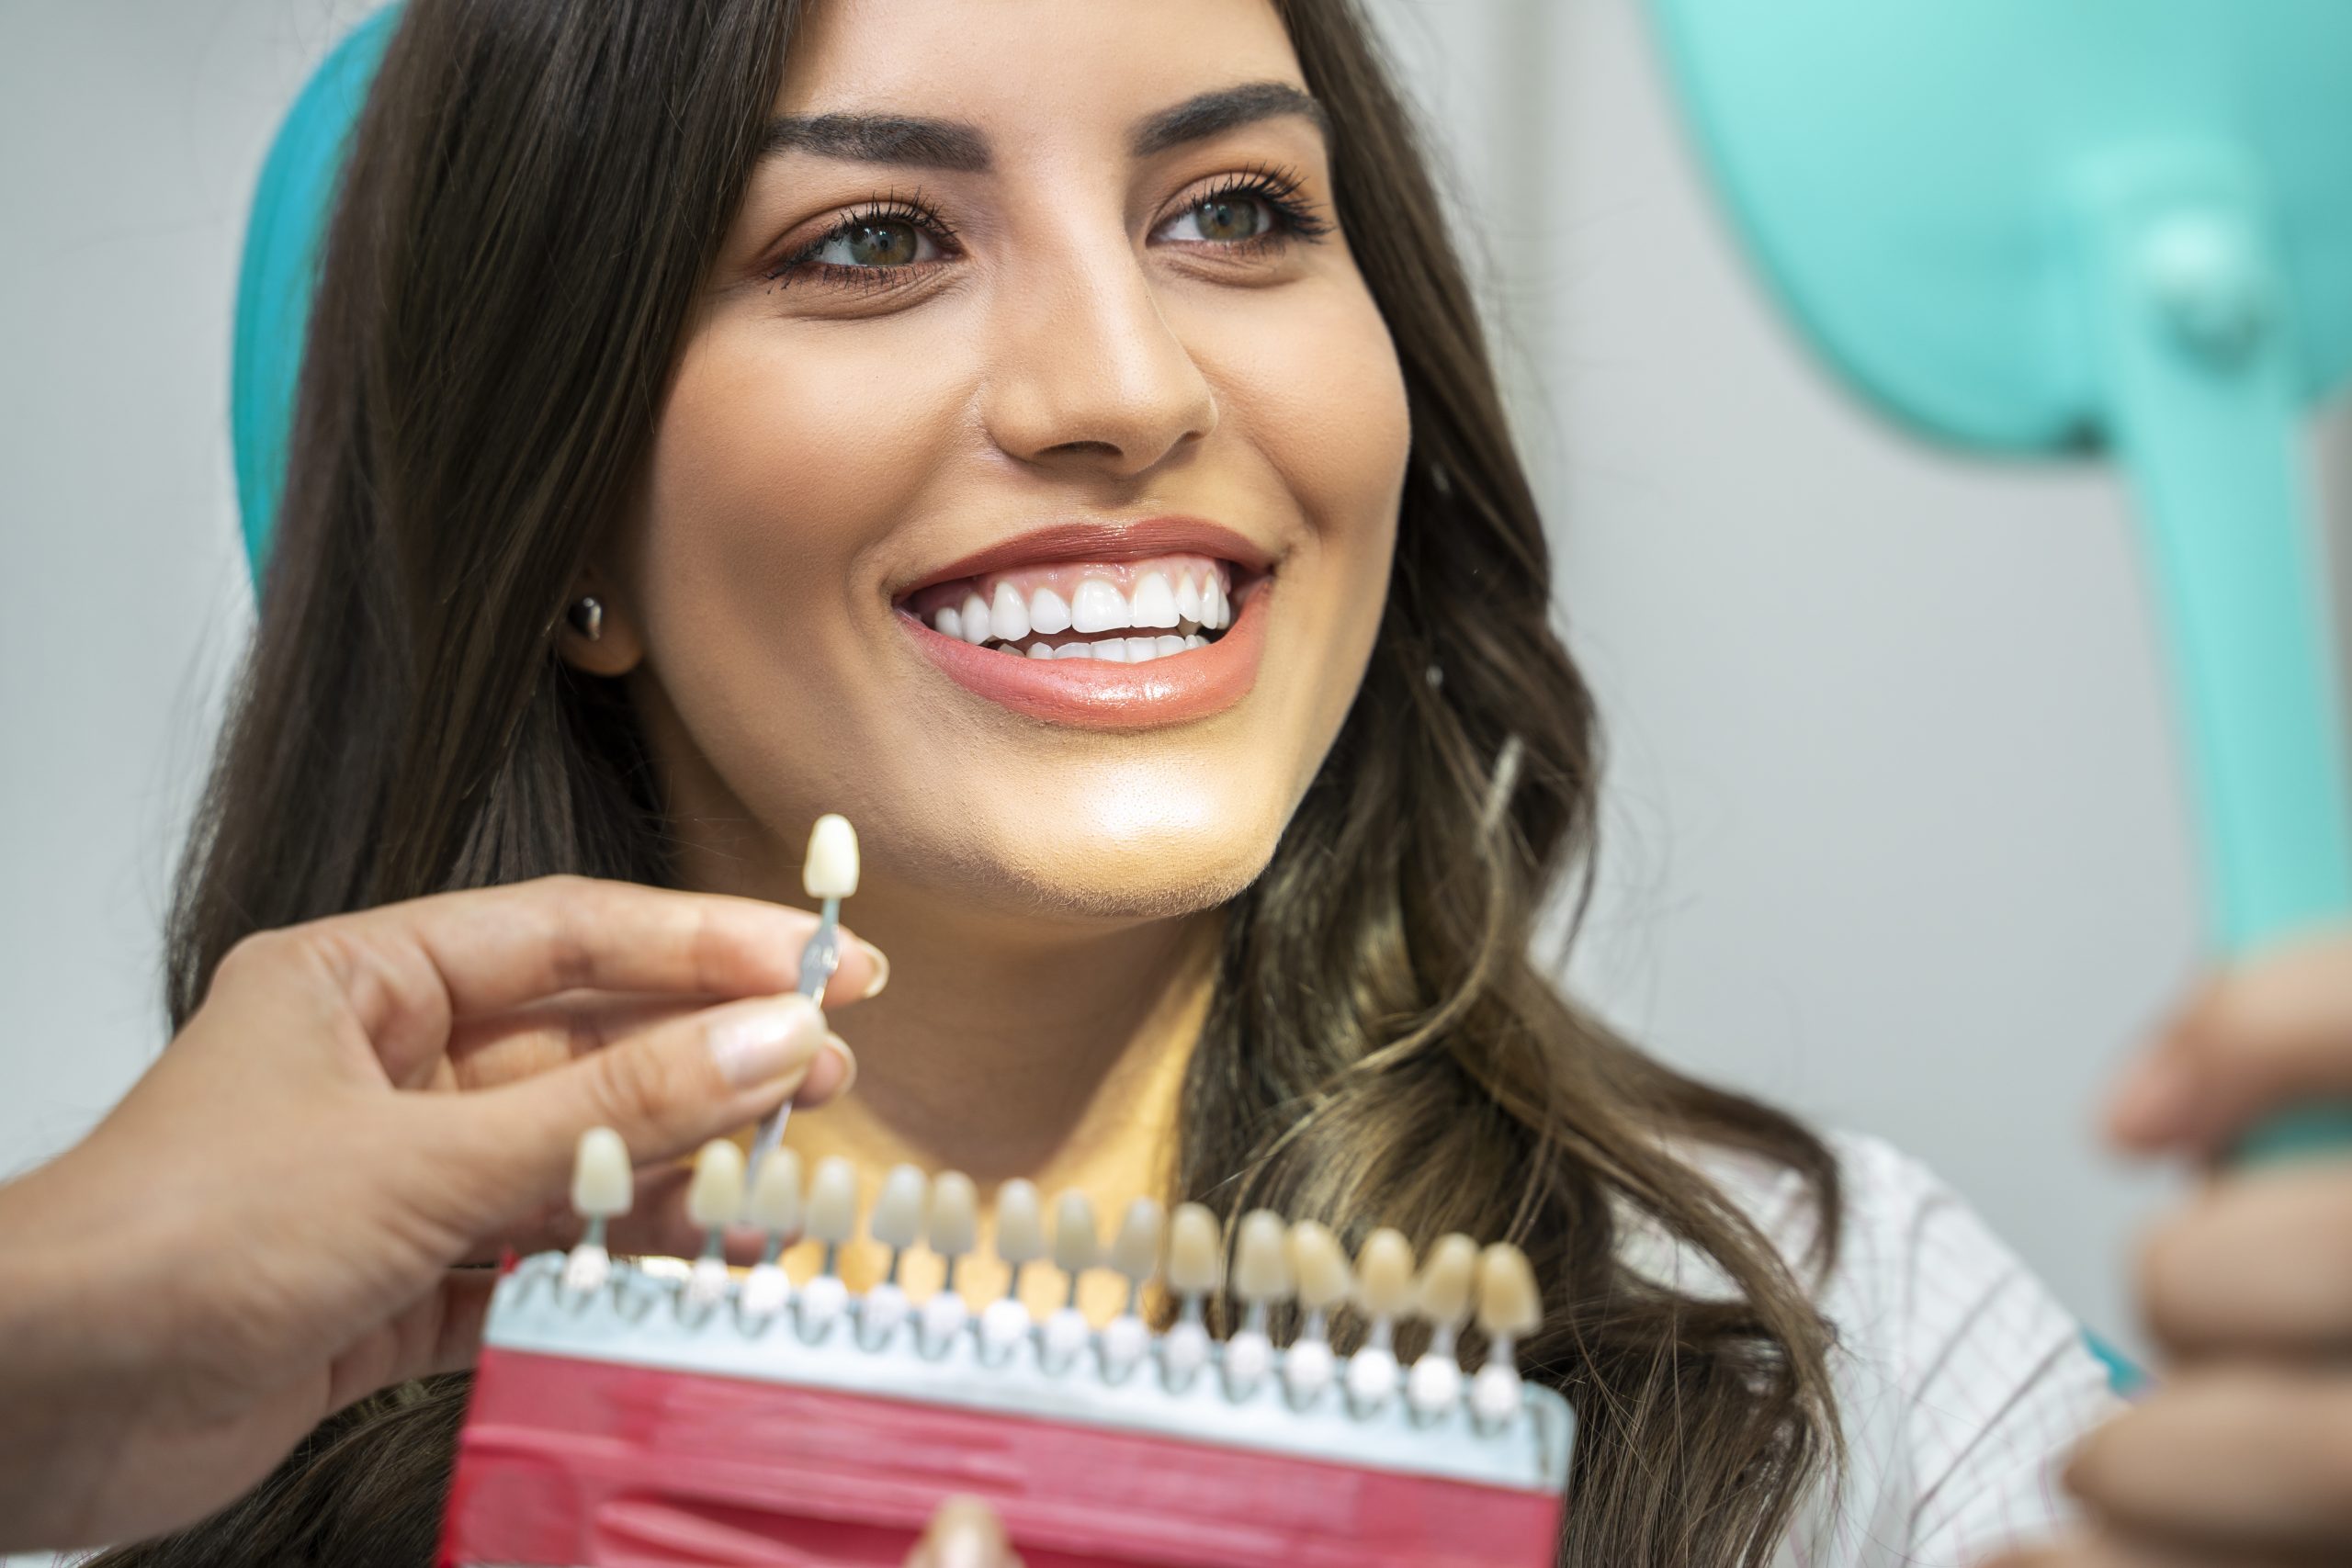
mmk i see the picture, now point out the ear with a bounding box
[556,577,646,677]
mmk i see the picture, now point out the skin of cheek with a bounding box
[618,249,1408,929]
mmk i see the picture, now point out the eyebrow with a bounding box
[757,81,1329,173]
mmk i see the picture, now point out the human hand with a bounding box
[1984,929,2352,1568]
[0,876,883,1554]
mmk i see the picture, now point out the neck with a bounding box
[674,825,1219,1201]
[788,877,1220,1198]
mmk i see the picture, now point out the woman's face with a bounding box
[607,0,1409,925]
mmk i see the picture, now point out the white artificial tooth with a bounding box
[1054,641,1093,660]
[571,1127,633,1219]
[1092,637,1130,662]
[933,605,963,640]
[989,581,1031,642]
[1184,634,1205,649]
[995,1179,1046,1265]
[1125,637,1158,662]
[804,1156,859,1246]
[1028,585,1073,635]
[1130,571,1180,628]
[958,592,992,644]
[1156,635,1185,657]
[1174,573,1204,626]
[1069,578,1132,634]
[1026,641,1054,659]
[870,1165,928,1252]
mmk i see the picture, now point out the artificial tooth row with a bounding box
[563,1131,1544,1430]
[931,570,1232,649]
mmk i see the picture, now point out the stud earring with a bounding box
[568,595,604,642]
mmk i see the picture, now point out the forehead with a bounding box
[775,0,1306,130]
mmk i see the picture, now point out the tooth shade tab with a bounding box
[746,1148,803,1235]
[1165,1202,1222,1295]
[1476,1243,1541,1338]
[1052,1190,1101,1275]
[804,1156,860,1246]
[1287,1221,1352,1313]
[571,1127,633,1218]
[686,1140,747,1230]
[1354,1228,1417,1318]
[926,1169,978,1258]
[802,814,859,898]
[1108,1198,1164,1283]
[1231,1210,1293,1303]
[994,1179,1046,1265]
[1417,1233,1479,1326]
[870,1165,927,1251]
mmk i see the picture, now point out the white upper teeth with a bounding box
[1029,586,1072,634]
[989,581,1030,642]
[1070,579,1128,635]
[1129,572,1180,629]
[928,570,1232,647]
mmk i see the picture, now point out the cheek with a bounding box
[1207,277,1409,699]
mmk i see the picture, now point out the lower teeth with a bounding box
[1000,631,1214,662]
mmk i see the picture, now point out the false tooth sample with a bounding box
[1099,1198,1164,1380]
[1043,1190,1101,1369]
[980,1179,1046,1361]
[739,1146,802,1320]
[1407,1232,1479,1418]
[860,1164,927,1344]
[797,1156,859,1337]
[1282,1221,1351,1404]
[1223,1209,1293,1397]
[682,1140,746,1309]
[1344,1227,1416,1410]
[564,1127,632,1294]
[920,1170,978,1354]
[1469,1242,1541,1427]
[1160,1202,1221,1388]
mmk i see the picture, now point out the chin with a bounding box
[893,779,1292,925]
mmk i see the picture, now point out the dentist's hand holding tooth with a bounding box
[0,876,883,1555]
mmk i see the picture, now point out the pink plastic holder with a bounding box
[435,1254,1573,1568]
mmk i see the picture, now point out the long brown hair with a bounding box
[112,2,1845,1563]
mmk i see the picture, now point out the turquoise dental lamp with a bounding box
[1648,1,2352,1159]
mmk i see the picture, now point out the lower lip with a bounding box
[899,580,1270,730]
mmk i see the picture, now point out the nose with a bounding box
[979,242,1219,478]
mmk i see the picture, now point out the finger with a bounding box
[440,992,855,1235]
[2064,1365,2352,1553]
[2140,1165,2352,1356]
[442,994,705,1094]
[2108,931,2352,1156]
[905,1495,1014,1568]
[291,877,884,1084]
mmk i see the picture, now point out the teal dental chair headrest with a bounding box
[231,4,400,578]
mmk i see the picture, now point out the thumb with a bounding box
[447,992,851,1224]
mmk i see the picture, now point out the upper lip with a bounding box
[889,515,1278,602]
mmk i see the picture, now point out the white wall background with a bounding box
[5,12,2348,1551]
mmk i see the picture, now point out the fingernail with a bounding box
[857,938,889,999]
[926,1500,1001,1568]
[707,995,827,1088]
[794,1034,857,1105]
[2108,1055,2192,1145]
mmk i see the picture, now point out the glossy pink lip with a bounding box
[902,583,1267,729]
[891,516,1277,598]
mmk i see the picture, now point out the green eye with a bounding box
[812,219,926,267]
[1181,196,1268,243]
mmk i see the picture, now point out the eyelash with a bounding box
[763,164,1333,295]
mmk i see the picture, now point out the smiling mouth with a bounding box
[894,552,1250,664]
